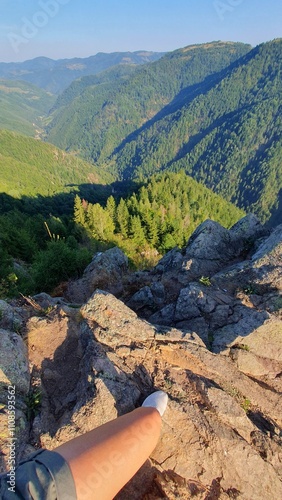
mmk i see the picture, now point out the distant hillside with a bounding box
[47,41,251,162]
[110,39,282,223]
[51,64,141,112]
[0,79,55,136]
[0,129,112,199]
[0,51,164,94]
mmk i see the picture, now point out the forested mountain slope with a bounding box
[46,41,251,162]
[0,168,244,297]
[0,129,111,199]
[0,51,164,94]
[73,170,245,265]
[110,39,282,223]
[51,64,140,111]
[0,79,55,136]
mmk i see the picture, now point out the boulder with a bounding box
[0,329,30,395]
[213,223,282,294]
[126,286,154,311]
[229,213,267,252]
[0,300,26,332]
[65,247,128,302]
[181,220,233,280]
[155,247,183,274]
[0,328,30,473]
[22,291,282,499]
[212,305,270,353]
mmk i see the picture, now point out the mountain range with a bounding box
[45,40,282,223]
[0,40,281,226]
[0,43,281,500]
[0,51,164,94]
[47,41,251,162]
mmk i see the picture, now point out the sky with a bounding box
[0,0,281,63]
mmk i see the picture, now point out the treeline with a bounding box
[0,171,244,298]
[74,170,245,263]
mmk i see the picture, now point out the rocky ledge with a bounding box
[0,214,281,499]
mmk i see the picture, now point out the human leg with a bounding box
[55,392,167,500]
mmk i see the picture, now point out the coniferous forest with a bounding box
[0,40,281,298]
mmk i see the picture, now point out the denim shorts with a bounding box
[0,449,76,499]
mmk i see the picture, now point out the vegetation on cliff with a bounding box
[0,170,244,297]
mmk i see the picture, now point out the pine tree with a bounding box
[116,198,130,238]
[106,195,116,227]
[74,195,86,226]
[87,203,114,241]
[129,215,146,246]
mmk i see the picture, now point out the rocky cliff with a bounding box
[0,214,281,499]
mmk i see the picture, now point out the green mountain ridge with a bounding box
[1,40,281,227]
[111,39,282,223]
[0,51,165,94]
[51,64,140,112]
[44,39,282,224]
[47,41,251,162]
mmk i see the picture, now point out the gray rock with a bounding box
[185,219,232,260]
[127,282,166,312]
[195,289,217,314]
[213,306,270,353]
[251,223,282,290]
[150,281,165,306]
[155,247,183,273]
[32,293,65,309]
[213,224,282,293]
[0,300,25,332]
[177,216,268,285]
[0,329,30,396]
[175,285,203,322]
[66,247,128,302]
[229,213,267,252]
[252,224,282,263]
[127,286,154,311]
[175,317,209,345]
[210,304,231,329]
[170,220,232,282]
[149,303,175,325]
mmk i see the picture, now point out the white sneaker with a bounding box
[142,391,168,416]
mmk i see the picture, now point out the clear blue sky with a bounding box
[0,0,281,62]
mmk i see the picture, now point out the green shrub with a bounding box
[31,240,91,292]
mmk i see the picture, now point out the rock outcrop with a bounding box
[0,215,281,498]
[66,247,129,303]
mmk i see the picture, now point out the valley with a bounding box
[0,40,281,297]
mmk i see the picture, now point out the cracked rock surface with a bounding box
[0,214,281,498]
